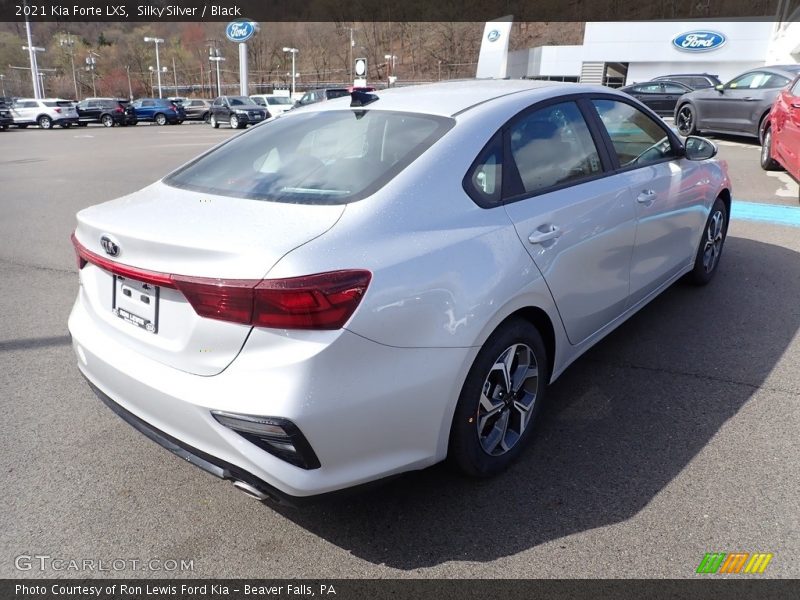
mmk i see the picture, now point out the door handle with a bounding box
[636,189,657,205]
[528,225,563,244]
[743,97,758,101]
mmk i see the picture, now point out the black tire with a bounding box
[676,104,697,136]
[760,127,782,171]
[37,115,52,129]
[101,114,114,128]
[210,114,219,129]
[154,113,167,126]
[202,111,210,124]
[449,318,549,477]
[688,197,728,286]
[229,114,240,129]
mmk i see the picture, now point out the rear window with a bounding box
[164,110,454,205]
[44,101,74,107]
[228,96,252,106]
[325,89,349,100]
[267,97,293,105]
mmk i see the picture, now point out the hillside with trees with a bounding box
[0,21,583,98]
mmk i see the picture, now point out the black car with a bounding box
[652,73,723,90]
[182,99,213,122]
[674,64,800,142]
[0,98,13,130]
[619,80,693,116]
[75,98,137,127]
[209,96,266,129]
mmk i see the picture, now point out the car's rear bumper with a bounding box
[68,292,473,499]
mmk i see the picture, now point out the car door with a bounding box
[704,71,769,131]
[774,77,800,179]
[13,100,38,123]
[589,97,708,305]
[660,82,690,114]
[500,98,638,344]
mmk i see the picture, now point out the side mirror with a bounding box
[684,135,717,160]
[714,84,724,93]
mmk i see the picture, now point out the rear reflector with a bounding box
[71,233,370,330]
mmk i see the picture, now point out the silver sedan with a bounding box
[69,80,731,503]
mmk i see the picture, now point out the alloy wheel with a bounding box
[38,116,52,129]
[102,115,114,127]
[230,115,239,129]
[761,130,771,166]
[702,209,725,273]
[476,343,539,456]
[677,106,693,135]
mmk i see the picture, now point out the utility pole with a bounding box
[283,47,298,97]
[172,56,178,96]
[209,46,224,96]
[23,1,41,98]
[125,65,133,99]
[143,37,165,98]
[347,27,356,84]
[0,74,5,96]
[60,33,79,100]
[85,51,99,97]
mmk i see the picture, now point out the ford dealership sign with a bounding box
[225,20,256,43]
[672,31,726,52]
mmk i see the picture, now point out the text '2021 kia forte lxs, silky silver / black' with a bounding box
[69,81,732,503]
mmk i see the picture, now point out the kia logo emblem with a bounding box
[100,235,120,257]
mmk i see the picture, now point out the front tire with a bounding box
[760,127,782,171]
[688,197,728,286]
[676,104,697,136]
[449,318,549,477]
[210,114,219,129]
[38,115,52,129]
[154,113,167,126]
[229,114,240,129]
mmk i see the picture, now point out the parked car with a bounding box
[75,98,137,127]
[181,99,213,122]
[293,86,375,108]
[11,98,79,129]
[249,94,294,116]
[69,81,730,503]
[209,96,267,129]
[620,80,693,116]
[0,98,12,130]
[674,65,800,142]
[653,73,722,90]
[761,74,800,184]
[131,98,185,125]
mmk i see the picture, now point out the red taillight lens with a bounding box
[54,108,62,113]
[115,107,123,113]
[71,233,370,330]
[252,271,372,330]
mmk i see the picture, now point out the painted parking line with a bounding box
[733,200,800,227]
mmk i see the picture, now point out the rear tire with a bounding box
[760,127,782,171]
[101,114,114,128]
[202,111,210,124]
[449,318,549,477]
[154,113,167,126]
[37,115,52,129]
[688,197,728,286]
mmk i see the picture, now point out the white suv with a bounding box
[11,98,79,129]
[249,94,294,117]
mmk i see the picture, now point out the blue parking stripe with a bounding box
[733,201,800,228]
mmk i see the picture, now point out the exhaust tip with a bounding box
[232,480,269,501]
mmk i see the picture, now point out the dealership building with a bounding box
[506,20,800,86]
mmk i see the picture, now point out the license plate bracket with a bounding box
[112,275,159,334]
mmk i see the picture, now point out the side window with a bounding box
[212,98,222,107]
[636,83,662,93]
[508,101,603,195]
[761,74,790,89]
[142,100,154,107]
[692,77,711,88]
[728,72,768,89]
[663,83,688,94]
[592,99,677,168]
[792,78,800,96]
[464,132,503,206]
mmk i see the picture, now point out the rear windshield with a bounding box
[44,101,74,107]
[229,96,253,106]
[325,89,349,99]
[164,110,454,205]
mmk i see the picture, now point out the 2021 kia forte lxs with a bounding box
[69,80,732,503]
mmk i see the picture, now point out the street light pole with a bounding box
[23,1,41,98]
[85,51,99,97]
[143,37,165,98]
[209,48,225,97]
[384,54,397,87]
[60,33,79,100]
[125,65,133,100]
[282,47,298,97]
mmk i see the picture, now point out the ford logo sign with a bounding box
[225,20,256,43]
[672,30,726,53]
[487,30,501,42]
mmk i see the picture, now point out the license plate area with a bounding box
[113,275,159,334]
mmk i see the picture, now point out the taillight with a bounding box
[71,233,370,330]
[54,108,62,113]
[115,107,123,113]
[168,105,175,112]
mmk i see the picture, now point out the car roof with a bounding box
[654,74,718,78]
[301,79,573,117]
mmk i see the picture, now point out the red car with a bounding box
[761,74,800,187]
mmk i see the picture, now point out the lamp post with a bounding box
[85,51,99,97]
[0,74,5,97]
[149,65,167,96]
[384,54,397,87]
[209,48,224,96]
[143,36,165,98]
[347,27,356,83]
[282,47,298,97]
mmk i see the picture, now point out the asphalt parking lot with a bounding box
[1,123,799,579]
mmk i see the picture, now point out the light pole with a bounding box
[347,27,356,83]
[384,54,397,87]
[143,37,165,98]
[149,66,167,96]
[22,44,45,98]
[125,65,133,100]
[209,48,224,96]
[0,74,5,96]
[282,47,298,97]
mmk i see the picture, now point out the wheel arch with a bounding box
[757,110,771,143]
[718,187,732,220]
